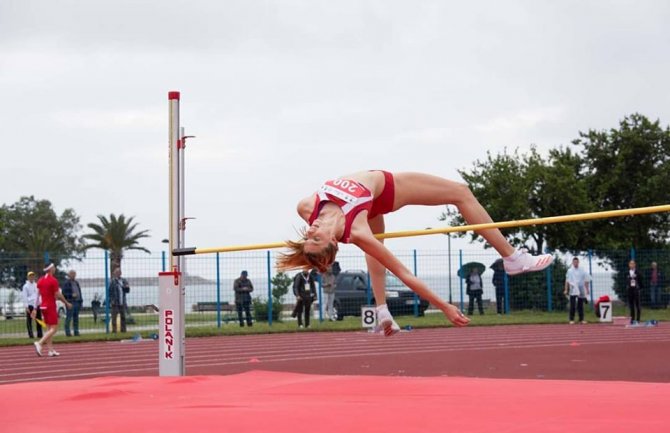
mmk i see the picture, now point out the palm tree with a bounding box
[83,214,150,271]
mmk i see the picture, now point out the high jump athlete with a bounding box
[277,170,553,335]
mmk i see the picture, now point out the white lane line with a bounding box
[2,325,668,382]
[3,331,668,374]
[2,335,668,382]
[1,324,667,359]
[1,338,661,385]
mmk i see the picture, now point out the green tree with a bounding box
[577,113,670,250]
[83,214,150,271]
[444,113,670,306]
[575,114,670,302]
[0,196,84,288]
[504,258,569,311]
[441,146,591,253]
[253,271,292,322]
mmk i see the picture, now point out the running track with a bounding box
[2,323,669,385]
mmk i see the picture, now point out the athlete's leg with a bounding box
[36,325,56,352]
[392,172,515,257]
[365,215,400,336]
[391,172,553,275]
[365,215,388,307]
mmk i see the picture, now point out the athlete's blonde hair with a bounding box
[276,229,338,273]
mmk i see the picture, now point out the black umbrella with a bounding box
[457,262,486,278]
[490,258,504,271]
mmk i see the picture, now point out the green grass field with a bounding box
[1,304,667,347]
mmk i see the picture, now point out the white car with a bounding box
[1,301,67,318]
[56,300,67,317]
[2,301,26,319]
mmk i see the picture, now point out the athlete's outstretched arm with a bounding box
[353,230,470,327]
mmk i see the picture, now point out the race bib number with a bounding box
[321,179,364,204]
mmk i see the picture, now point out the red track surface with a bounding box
[1,323,669,384]
[2,324,670,433]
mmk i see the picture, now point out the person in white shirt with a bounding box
[563,257,590,324]
[21,271,43,339]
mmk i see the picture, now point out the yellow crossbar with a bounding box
[172,204,670,256]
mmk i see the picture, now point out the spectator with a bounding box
[91,294,101,323]
[491,259,506,315]
[291,272,303,321]
[33,263,71,357]
[293,269,317,328]
[626,260,643,324]
[62,269,83,337]
[647,262,664,309]
[466,268,484,315]
[233,270,254,327]
[109,267,130,333]
[564,257,590,324]
[331,261,341,277]
[21,271,42,339]
[321,265,337,321]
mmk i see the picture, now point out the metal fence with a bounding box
[1,248,668,338]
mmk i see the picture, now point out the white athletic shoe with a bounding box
[503,249,554,276]
[48,350,60,357]
[376,306,400,337]
[34,342,42,357]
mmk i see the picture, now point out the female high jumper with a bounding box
[277,170,553,335]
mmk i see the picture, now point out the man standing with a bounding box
[233,270,254,327]
[62,269,83,336]
[647,262,664,309]
[293,269,317,328]
[321,265,337,321]
[109,267,130,333]
[466,268,485,316]
[491,259,507,315]
[626,260,643,324]
[21,271,42,339]
[33,263,71,356]
[564,257,590,324]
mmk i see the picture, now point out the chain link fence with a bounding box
[1,248,668,338]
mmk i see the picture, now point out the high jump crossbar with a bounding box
[173,204,670,256]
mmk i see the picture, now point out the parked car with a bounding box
[2,300,25,319]
[2,300,67,318]
[56,300,67,317]
[332,270,429,320]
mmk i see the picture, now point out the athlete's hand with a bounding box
[442,303,470,327]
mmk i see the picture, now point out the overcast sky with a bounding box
[2,0,669,258]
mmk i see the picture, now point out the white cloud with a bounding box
[1,0,670,256]
[475,107,566,134]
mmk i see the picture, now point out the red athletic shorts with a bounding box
[41,306,58,326]
[369,171,395,219]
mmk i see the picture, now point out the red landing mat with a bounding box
[3,371,669,433]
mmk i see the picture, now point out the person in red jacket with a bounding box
[32,263,71,357]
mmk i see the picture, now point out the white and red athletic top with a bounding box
[308,178,374,243]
